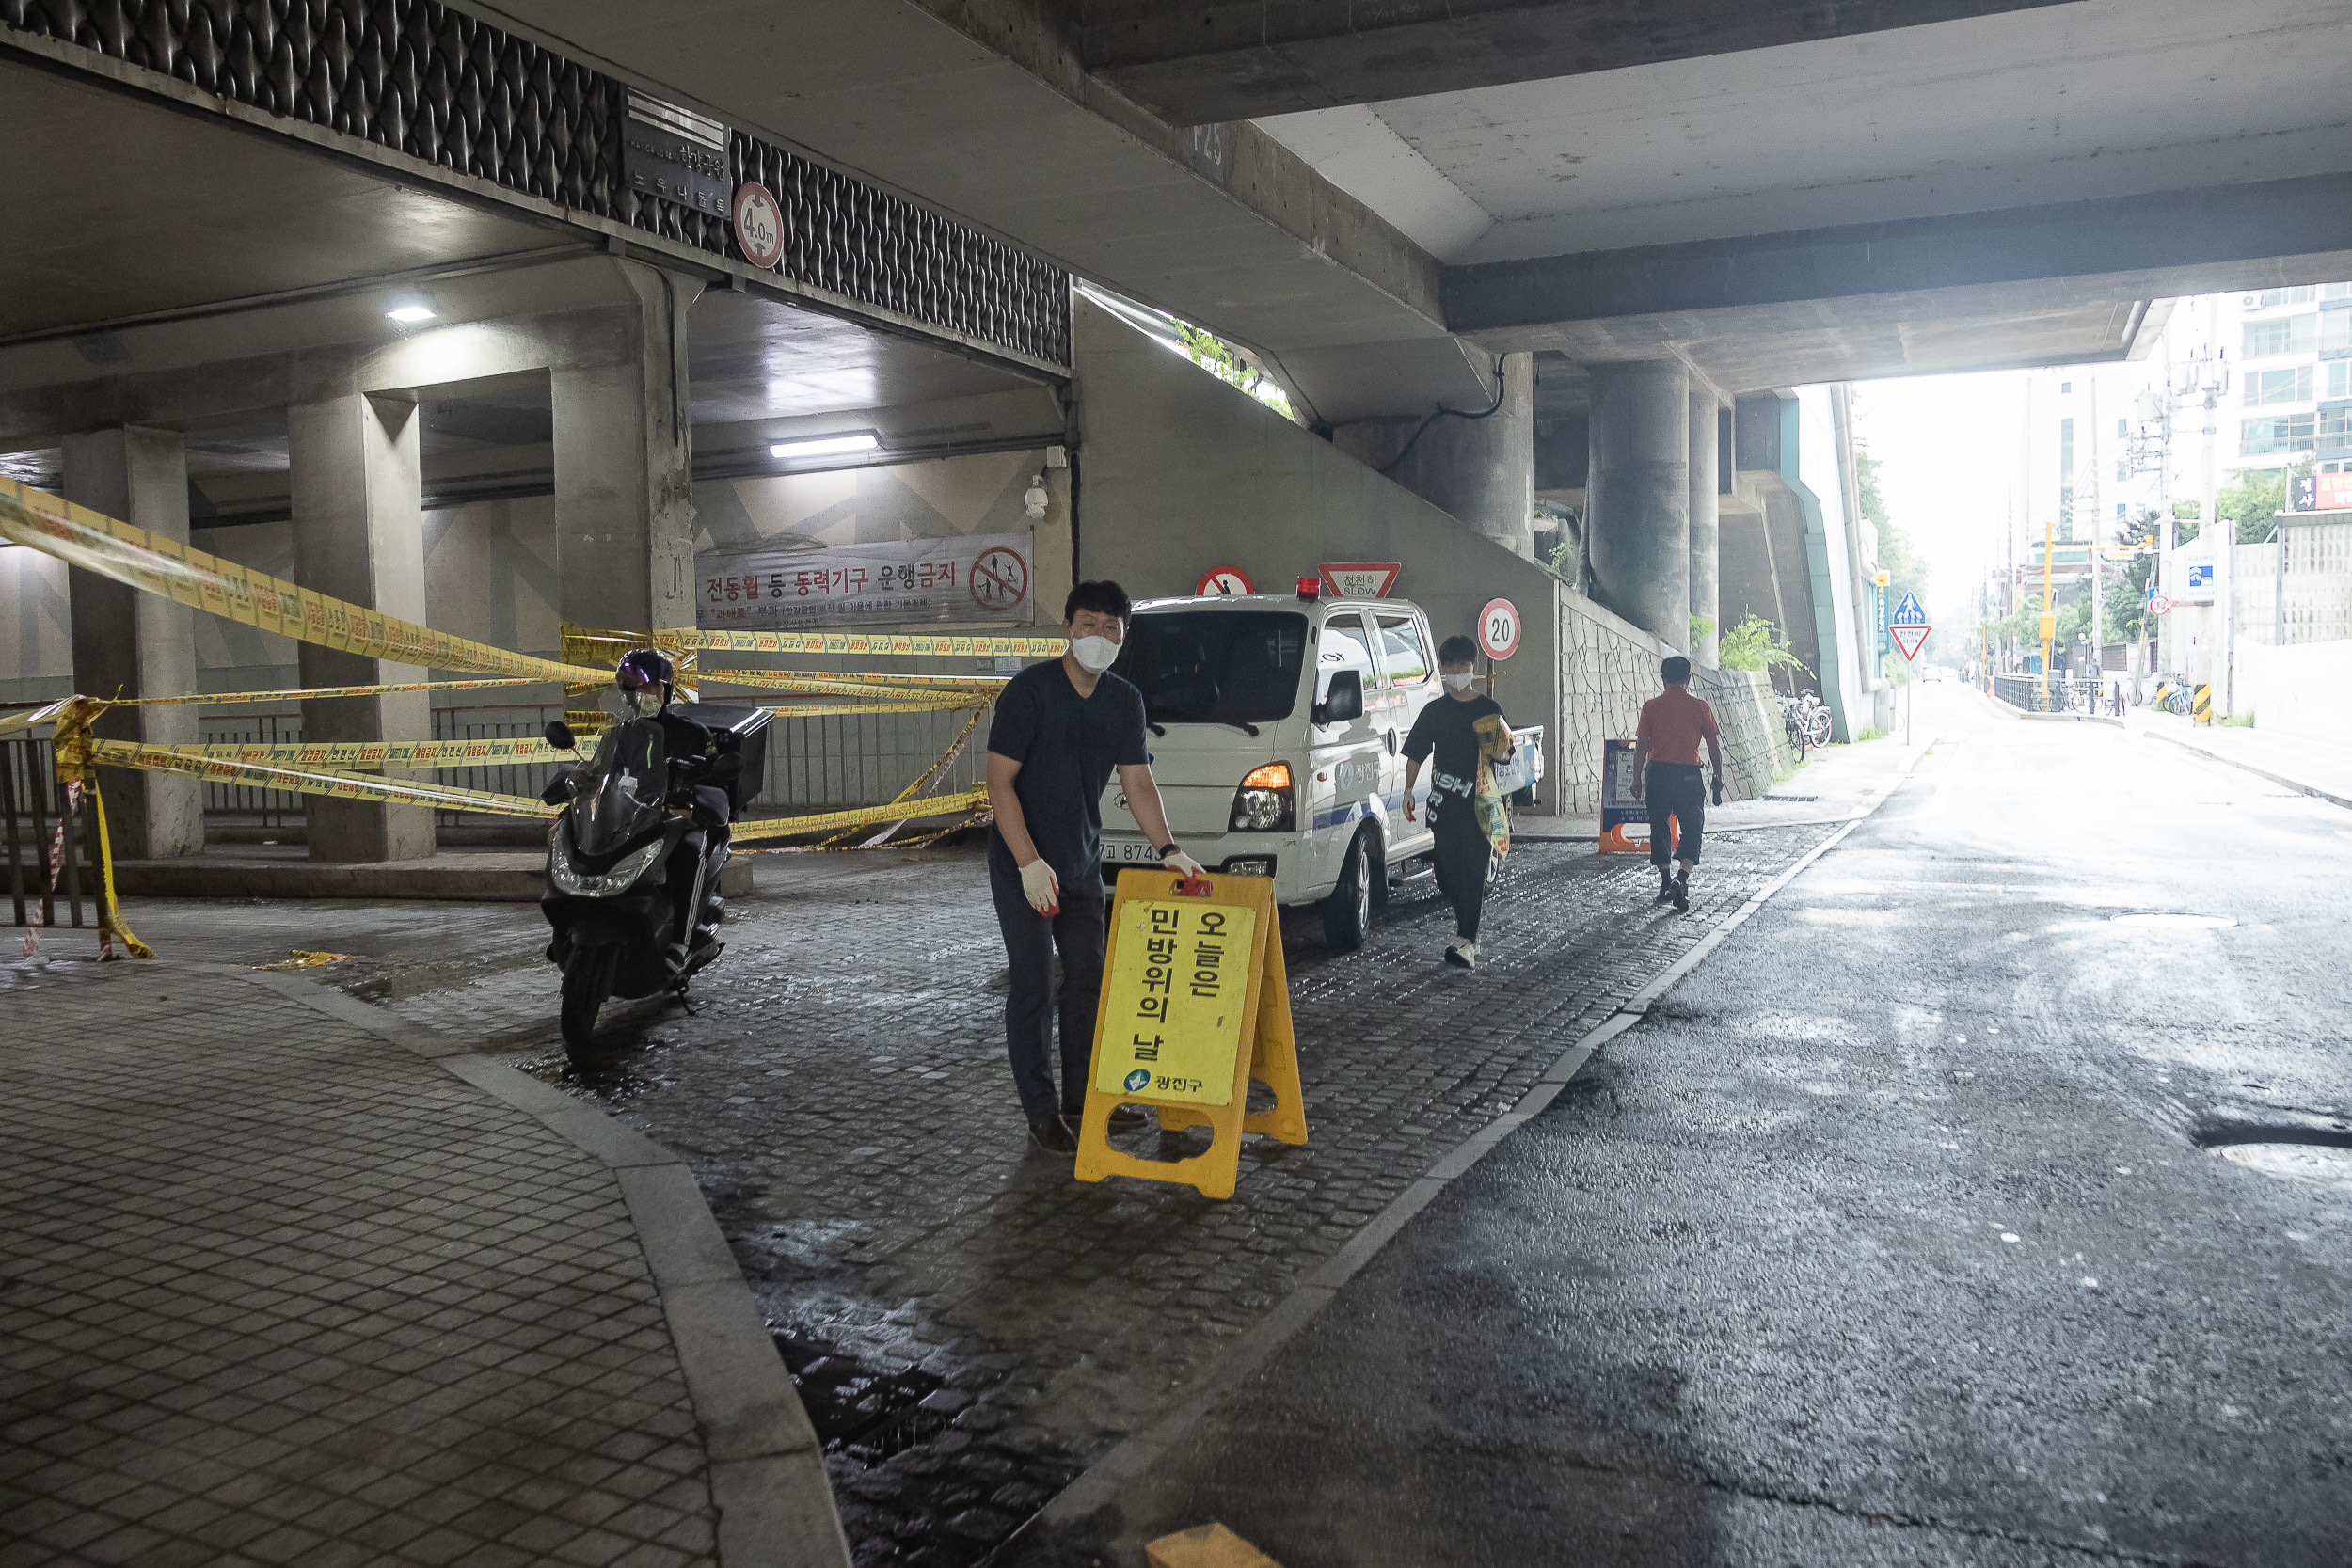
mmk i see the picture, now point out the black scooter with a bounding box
[537,703,771,1055]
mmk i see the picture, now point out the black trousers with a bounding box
[1645,762,1705,867]
[987,847,1106,1124]
[1432,811,1492,941]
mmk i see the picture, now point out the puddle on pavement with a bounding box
[2198,1127,2352,1196]
[2216,1142,2352,1196]
[2111,912,2238,929]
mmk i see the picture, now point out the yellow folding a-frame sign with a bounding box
[1073,871,1305,1200]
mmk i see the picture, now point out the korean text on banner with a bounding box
[697,531,1034,631]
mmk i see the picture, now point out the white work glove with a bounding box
[1018,855,1060,916]
[1161,847,1207,879]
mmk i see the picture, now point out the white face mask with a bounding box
[1072,634,1121,674]
[1443,670,1475,692]
[631,689,664,716]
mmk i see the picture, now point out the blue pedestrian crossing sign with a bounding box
[1892,590,1928,626]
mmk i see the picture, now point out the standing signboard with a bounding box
[1598,737,1671,855]
[1074,871,1304,1200]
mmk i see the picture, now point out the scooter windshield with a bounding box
[569,718,670,858]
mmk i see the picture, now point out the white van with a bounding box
[1095,589,1544,948]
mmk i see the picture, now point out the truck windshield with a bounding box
[1114,611,1309,726]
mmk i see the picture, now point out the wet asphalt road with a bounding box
[1019,686,2352,1567]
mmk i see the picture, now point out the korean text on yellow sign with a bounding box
[1094,900,1259,1105]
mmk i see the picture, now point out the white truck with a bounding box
[1096,587,1543,947]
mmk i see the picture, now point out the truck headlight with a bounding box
[549,834,665,897]
[1229,762,1294,832]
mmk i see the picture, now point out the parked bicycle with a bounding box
[1778,691,1829,757]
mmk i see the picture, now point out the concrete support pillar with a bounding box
[553,261,703,636]
[1689,391,1721,666]
[60,427,204,860]
[289,391,435,863]
[1331,351,1535,558]
[1586,360,1691,649]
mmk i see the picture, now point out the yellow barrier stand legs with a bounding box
[1074,871,1306,1201]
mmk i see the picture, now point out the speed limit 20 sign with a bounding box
[1478,597,1522,660]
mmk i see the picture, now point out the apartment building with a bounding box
[2233,282,2352,476]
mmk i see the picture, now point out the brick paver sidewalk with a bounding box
[336,828,1844,1564]
[0,958,841,1568]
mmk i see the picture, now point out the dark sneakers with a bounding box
[1671,870,1691,912]
[1027,1115,1079,1154]
[1105,1105,1150,1134]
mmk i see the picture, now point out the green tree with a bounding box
[1854,445,1929,612]
[1719,613,1809,675]
[2101,510,2162,641]
[1173,322,1295,421]
[2216,465,2300,543]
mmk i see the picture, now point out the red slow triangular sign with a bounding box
[1319,562,1401,599]
[1891,623,1931,660]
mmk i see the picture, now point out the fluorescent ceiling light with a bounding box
[769,432,881,460]
[385,304,436,324]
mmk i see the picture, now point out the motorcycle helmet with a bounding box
[616,648,675,717]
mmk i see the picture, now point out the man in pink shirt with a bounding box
[1629,656,1724,912]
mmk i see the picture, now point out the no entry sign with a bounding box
[1478,597,1522,660]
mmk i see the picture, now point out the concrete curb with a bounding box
[230,963,852,1568]
[2136,724,2352,813]
[1027,736,1936,1541]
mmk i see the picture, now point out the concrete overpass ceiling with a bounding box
[466,0,1501,419]
[1079,0,2080,126]
[1250,0,2352,266]
[0,58,569,340]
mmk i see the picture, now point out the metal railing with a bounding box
[197,703,566,832]
[2,735,95,932]
[1992,673,2106,713]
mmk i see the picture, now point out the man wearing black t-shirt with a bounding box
[985,581,1203,1155]
[1403,634,1512,971]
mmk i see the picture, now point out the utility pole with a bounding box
[2087,376,2104,664]
[2195,293,2226,715]
[2041,515,2056,698]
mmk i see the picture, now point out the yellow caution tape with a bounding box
[82,735,983,842]
[84,772,155,960]
[573,623,1065,659]
[0,479,604,683]
[730,787,992,843]
[0,696,77,737]
[83,737,560,818]
[761,700,991,718]
[695,669,1008,692]
[118,675,561,706]
[160,737,563,770]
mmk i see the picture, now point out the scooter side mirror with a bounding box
[545,720,577,751]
